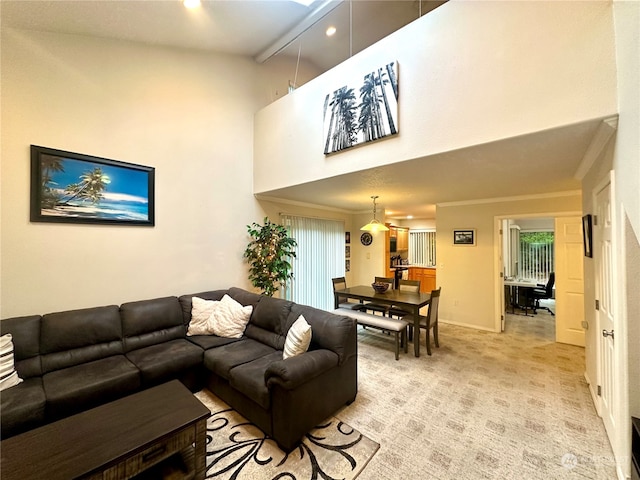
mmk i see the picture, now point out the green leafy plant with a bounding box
[244,217,297,297]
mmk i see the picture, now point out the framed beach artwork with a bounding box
[30,145,155,226]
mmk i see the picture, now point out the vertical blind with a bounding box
[408,230,436,266]
[519,238,554,282]
[281,214,344,310]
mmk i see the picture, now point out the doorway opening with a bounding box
[501,216,556,342]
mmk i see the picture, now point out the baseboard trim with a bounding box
[439,318,499,333]
[584,371,602,417]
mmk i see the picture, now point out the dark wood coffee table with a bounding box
[0,380,210,480]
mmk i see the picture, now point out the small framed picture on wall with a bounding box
[453,229,476,246]
[582,214,593,258]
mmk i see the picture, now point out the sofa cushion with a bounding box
[203,339,275,380]
[40,306,123,374]
[289,305,356,365]
[43,355,140,420]
[0,315,42,379]
[283,315,312,360]
[210,295,252,339]
[229,351,283,410]
[0,377,46,439]
[0,334,23,391]
[179,290,228,326]
[120,297,185,352]
[186,296,220,336]
[227,287,263,310]
[186,335,241,350]
[126,339,203,386]
[244,296,293,350]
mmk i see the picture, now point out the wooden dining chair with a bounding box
[388,279,421,318]
[331,277,366,311]
[361,276,394,316]
[416,287,441,355]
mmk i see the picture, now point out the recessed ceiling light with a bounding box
[291,0,315,6]
[326,26,337,37]
[407,215,413,219]
[183,0,201,9]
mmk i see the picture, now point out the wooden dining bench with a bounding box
[332,308,408,360]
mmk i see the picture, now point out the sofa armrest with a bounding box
[265,349,339,390]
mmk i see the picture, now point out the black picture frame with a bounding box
[30,145,155,226]
[582,214,593,257]
[453,229,476,245]
[345,231,351,244]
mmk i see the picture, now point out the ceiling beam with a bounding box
[254,0,343,64]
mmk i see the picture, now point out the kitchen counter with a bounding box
[407,266,437,293]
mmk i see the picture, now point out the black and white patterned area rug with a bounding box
[194,390,379,480]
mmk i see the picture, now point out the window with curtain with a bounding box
[280,214,345,310]
[408,230,436,266]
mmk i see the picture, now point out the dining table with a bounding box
[334,285,432,357]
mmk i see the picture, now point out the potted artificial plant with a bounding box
[243,217,297,297]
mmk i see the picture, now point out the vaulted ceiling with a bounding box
[2,0,602,219]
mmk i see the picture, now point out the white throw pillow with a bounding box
[0,334,23,391]
[187,296,220,336]
[209,294,253,339]
[283,315,312,360]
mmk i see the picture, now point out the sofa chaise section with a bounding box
[198,288,358,451]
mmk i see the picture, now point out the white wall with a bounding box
[0,29,273,317]
[612,0,640,420]
[253,0,617,194]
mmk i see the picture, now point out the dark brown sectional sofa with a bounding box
[0,287,358,452]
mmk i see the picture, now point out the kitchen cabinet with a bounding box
[386,225,409,253]
[396,228,408,250]
[408,267,436,293]
[385,225,410,279]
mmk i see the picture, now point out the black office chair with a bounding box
[533,272,555,316]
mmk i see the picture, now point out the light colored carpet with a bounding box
[195,390,380,480]
[335,303,617,479]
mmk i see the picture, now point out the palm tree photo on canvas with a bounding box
[323,61,398,154]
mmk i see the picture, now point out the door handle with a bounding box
[602,329,614,339]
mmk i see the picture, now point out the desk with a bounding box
[504,280,538,316]
[334,285,432,357]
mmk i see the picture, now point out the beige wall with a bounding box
[253,1,617,195]
[436,193,582,331]
[0,28,300,317]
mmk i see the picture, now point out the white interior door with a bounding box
[554,216,585,346]
[594,179,617,449]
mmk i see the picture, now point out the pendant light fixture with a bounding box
[360,195,389,232]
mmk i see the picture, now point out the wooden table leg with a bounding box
[194,418,207,480]
[413,307,420,357]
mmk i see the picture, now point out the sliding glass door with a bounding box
[281,214,344,310]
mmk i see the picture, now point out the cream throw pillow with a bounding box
[283,315,312,360]
[209,294,253,339]
[187,296,220,336]
[0,334,23,391]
